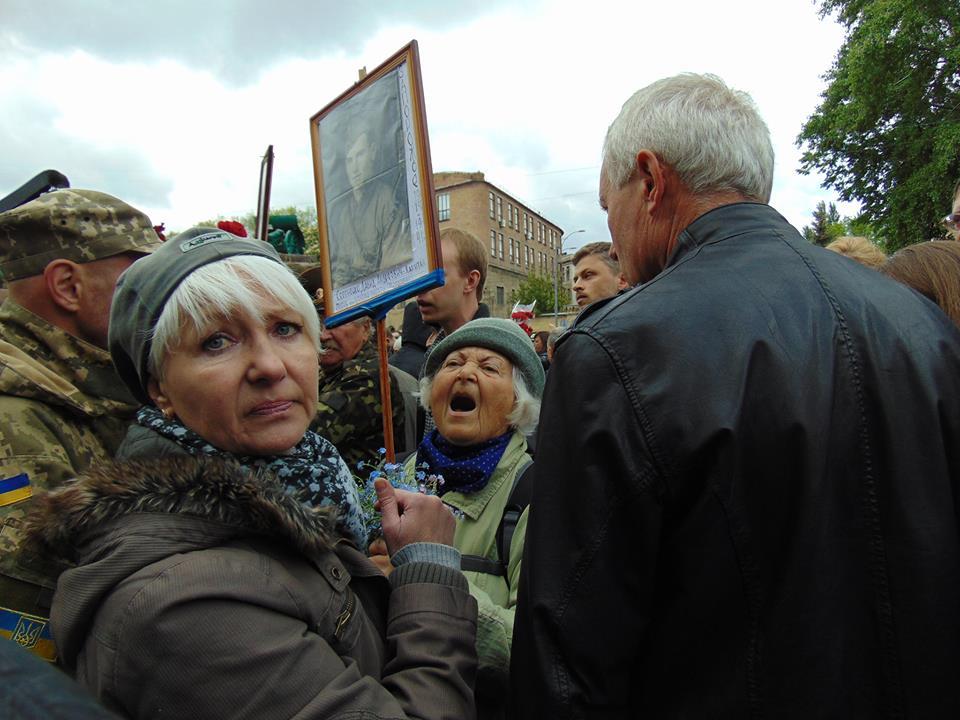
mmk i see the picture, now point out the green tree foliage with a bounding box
[510,273,556,315]
[797,0,960,252]
[803,201,844,245]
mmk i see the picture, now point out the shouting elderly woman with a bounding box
[400,317,544,718]
[26,228,478,720]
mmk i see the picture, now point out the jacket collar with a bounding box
[26,455,337,565]
[668,202,785,268]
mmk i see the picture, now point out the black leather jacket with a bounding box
[512,203,960,719]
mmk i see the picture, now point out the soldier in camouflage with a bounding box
[0,188,161,660]
[310,316,407,469]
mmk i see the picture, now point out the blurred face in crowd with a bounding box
[947,188,960,241]
[430,347,515,445]
[346,132,374,193]
[149,294,318,456]
[417,236,474,331]
[572,253,628,307]
[320,318,369,369]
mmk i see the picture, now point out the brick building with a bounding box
[433,171,564,318]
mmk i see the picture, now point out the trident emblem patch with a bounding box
[12,615,45,649]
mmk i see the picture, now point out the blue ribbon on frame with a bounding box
[324,268,445,327]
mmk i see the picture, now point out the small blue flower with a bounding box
[369,470,381,480]
[384,463,397,472]
[356,462,365,470]
[378,447,387,455]
[416,471,426,481]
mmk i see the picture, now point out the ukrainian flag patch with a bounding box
[0,473,32,507]
[0,607,56,661]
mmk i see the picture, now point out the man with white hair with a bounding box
[511,73,960,718]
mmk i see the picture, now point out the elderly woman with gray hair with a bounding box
[26,228,478,720]
[383,317,544,718]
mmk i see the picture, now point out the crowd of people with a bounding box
[1,72,960,719]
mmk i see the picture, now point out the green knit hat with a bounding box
[109,227,284,404]
[424,318,545,397]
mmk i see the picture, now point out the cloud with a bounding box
[0,95,173,212]
[0,0,515,86]
[0,0,855,243]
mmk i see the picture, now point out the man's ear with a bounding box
[634,149,668,212]
[616,273,630,291]
[463,269,480,296]
[43,259,83,313]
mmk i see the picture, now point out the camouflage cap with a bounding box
[0,189,162,281]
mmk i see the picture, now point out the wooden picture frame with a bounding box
[309,40,442,326]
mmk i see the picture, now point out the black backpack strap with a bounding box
[460,555,506,576]
[496,457,534,573]
[460,455,535,578]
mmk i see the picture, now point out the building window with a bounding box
[523,214,528,235]
[489,192,495,219]
[498,233,504,259]
[490,230,497,257]
[437,193,450,222]
[525,246,531,269]
[496,286,505,306]
[496,196,503,223]
[507,203,513,229]
[549,229,555,249]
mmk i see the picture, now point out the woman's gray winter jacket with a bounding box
[27,454,478,720]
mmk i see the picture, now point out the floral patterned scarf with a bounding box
[136,405,367,548]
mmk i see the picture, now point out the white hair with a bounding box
[602,73,774,203]
[149,255,320,378]
[419,366,541,438]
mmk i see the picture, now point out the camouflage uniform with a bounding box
[0,188,157,660]
[0,300,139,659]
[311,337,405,469]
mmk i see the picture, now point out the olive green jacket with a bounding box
[0,299,137,618]
[406,432,530,676]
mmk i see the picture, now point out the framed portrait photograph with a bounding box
[309,40,443,326]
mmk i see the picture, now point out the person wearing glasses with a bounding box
[944,178,960,240]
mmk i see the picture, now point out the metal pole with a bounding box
[554,229,585,323]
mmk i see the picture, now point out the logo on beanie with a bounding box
[180,232,230,253]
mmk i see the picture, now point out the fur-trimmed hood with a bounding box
[25,455,340,670]
[27,455,336,564]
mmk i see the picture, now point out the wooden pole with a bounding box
[376,318,396,464]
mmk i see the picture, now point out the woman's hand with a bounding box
[375,479,455,555]
[368,537,393,577]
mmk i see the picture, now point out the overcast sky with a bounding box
[0,0,856,251]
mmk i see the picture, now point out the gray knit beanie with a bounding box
[108,227,284,404]
[424,318,545,397]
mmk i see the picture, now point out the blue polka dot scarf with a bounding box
[136,405,367,548]
[417,428,513,495]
